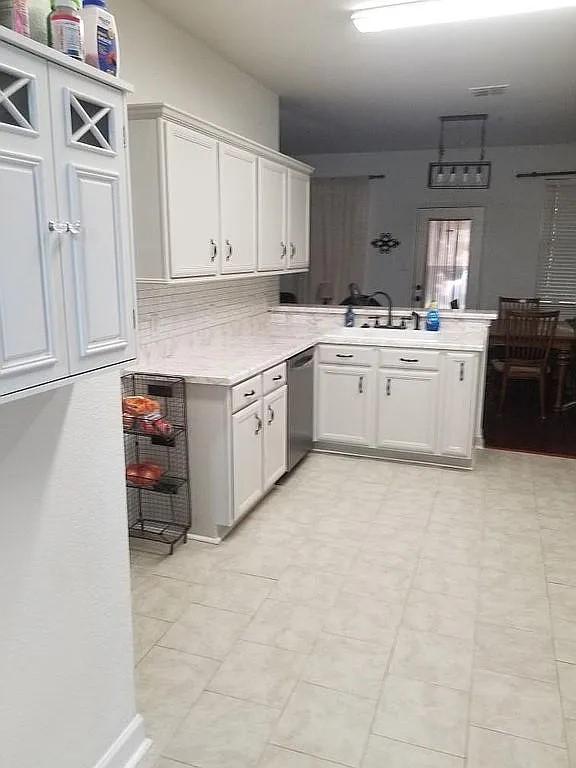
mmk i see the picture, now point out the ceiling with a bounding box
[146,0,576,155]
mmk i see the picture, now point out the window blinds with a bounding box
[536,183,576,314]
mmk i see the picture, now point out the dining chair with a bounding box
[498,296,540,319]
[493,310,560,419]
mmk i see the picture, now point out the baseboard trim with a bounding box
[92,714,151,768]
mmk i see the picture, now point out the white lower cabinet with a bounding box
[232,399,264,520]
[263,386,288,490]
[316,365,374,445]
[315,344,480,464]
[377,369,439,453]
[440,353,479,458]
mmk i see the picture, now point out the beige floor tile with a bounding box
[243,599,326,653]
[389,628,473,691]
[165,691,278,768]
[373,674,468,756]
[558,662,576,719]
[556,639,576,664]
[471,669,565,747]
[136,646,218,754]
[159,603,250,660]
[151,545,221,584]
[420,535,482,567]
[272,682,375,767]
[188,570,273,615]
[323,590,402,645]
[481,539,544,574]
[302,632,390,699]
[479,568,547,595]
[478,586,552,634]
[343,562,412,603]
[402,589,476,640]
[258,747,338,767]
[132,574,192,623]
[152,760,191,768]
[412,558,480,600]
[312,517,373,545]
[221,541,295,580]
[551,585,576,639]
[288,538,360,575]
[271,567,343,607]
[352,546,418,573]
[133,614,172,664]
[565,719,576,768]
[207,641,304,708]
[362,735,464,768]
[475,623,556,682]
[467,726,569,768]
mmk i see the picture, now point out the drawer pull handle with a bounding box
[244,390,256,397]
[400,358,419,363]
[272,375,282,381]
[255,415,263,435]
[336,354,354,359]
[268,405,275,425]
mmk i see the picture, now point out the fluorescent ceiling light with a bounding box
[352,0,576,32]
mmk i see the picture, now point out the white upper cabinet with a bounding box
[440,353,479,458]
[287,170,310,270]
[219,144,257,274]
[49,67,136,373]
[0,45,69,398]
[257,158,288,272]
[165,124,219,278]
[377,370,439,454]
[0,35,136,402]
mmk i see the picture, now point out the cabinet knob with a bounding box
[209,239,217,262]
[226,239,233,261]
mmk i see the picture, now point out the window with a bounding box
[424,219,472,309]
[536,183,576,316]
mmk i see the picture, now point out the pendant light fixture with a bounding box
[428,114,491,189]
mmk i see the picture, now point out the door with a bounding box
[413,207,484,310]
[0,44,69,398]
[287,170,310,269]
[258,158,287,271]
[263,386,287,490]
[49,67,137,374]
[219,144,257,274]
[232,400,264,519]
[377,369,439,453]
[165,123,219,278]
[440,353,478,458]
[316,365,374,445]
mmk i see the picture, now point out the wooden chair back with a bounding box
[504,311,559,366]
[498,296,540,319]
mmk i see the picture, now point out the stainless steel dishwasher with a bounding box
[287,347,315,471]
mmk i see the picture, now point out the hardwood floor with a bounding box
[483,372,576,458]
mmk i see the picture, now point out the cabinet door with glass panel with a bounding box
[413,207,484,310]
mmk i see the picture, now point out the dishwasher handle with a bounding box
[291,354,314,369]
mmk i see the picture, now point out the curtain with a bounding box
[300,177,370,305]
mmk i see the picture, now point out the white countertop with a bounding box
[132,321,488,386]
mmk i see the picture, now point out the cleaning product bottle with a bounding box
[82,0,119,75]
[344,305,355,328]
[49,0,84,60]
[426,301,441,332]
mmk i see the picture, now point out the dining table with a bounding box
[490,319,576,414]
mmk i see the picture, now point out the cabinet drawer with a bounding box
[263,363,286,394]
[232,374,262,412]
[379,348,440,370]
[318,345,376,367]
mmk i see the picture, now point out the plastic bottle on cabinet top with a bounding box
[82,0,119,75]
[49,0,84,60]
[426,301,441,332]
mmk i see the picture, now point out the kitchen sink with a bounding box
[333,327,436,341]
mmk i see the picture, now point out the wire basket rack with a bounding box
[122,373,191,554]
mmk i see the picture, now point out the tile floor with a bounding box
[131,449,576,768]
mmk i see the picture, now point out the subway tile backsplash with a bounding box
[137,276,280,344]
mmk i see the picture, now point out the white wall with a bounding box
[0,371,144,768]
[109,0,279,149]
[300,143,576,309]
